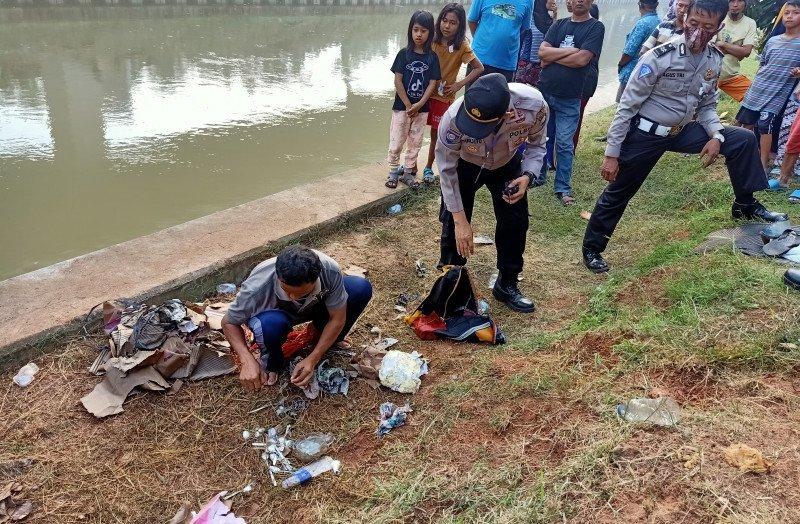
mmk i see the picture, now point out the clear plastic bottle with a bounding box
[281,456,340,489]
[292,433,334,462]
[616,397,680,427]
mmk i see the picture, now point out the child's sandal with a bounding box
[385,172,400,189]
[400,172,420,191]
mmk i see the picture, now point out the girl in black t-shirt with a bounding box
[385,10,441,190]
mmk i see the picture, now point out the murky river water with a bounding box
[0,2,644,279]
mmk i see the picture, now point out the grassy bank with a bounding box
[1,106,799,524]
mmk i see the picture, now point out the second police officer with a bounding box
[582,0,788,274]
[436,73,548,313]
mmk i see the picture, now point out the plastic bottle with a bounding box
[292,433,334,462]
[616,397,680,427]
[12,363,39,387]
[281,456,341,489]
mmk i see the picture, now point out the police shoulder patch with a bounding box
[638,63,654,79]
[653,43,676,58]
[443,126,462,147]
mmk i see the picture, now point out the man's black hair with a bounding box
[688,0,729,23]
[640,0,659,9]
[407,10,435,53]
[788,0,800,8]
[434,3,467,50]
[275,245,322,286]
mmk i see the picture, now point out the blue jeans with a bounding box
[247,275,373,372]
[543,93,581,196]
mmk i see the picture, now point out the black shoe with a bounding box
[732,200,788,222]
[583,248,610,273]
[492,273,536,313]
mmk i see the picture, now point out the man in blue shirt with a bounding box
[469,0,533,81]
[616,0,661,101]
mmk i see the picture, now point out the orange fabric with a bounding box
[431,40,476,103]
[718,75,751,103]
[281,323,319,358]
[787,108,800,155]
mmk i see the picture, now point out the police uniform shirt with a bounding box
[605,34,725,158]
[435,83,549,213]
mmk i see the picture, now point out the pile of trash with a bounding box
[241,425,340,488]
[81,293,240,418]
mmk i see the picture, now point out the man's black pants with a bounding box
[584,122,769,253]
[439,154,529,276]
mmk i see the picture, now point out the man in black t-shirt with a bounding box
[538,0,604,206]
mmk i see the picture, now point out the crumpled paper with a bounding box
[376,402,413,436]
[378,350,428,393]
[723,443,772,474]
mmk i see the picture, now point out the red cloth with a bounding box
[426,98,451,127]
[410,312,447,340]
[281,323,319,358]
[787,107,800,155]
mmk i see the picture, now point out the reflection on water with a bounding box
[0,3,640,280]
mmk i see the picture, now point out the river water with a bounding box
[0,2,644,279]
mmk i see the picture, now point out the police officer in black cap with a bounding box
[435,73,548,312]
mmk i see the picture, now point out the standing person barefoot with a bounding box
[423,3,484,184]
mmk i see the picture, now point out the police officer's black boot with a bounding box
[582,247,610,274]
[492,272,535,313]
[732,200,788,222]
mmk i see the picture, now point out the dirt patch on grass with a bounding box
[614,269,675,310]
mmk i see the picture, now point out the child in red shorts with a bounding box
[422,3,484,184]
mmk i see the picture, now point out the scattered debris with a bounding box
[282,456,341,489]
[171,492,247,524]
[204,303,230,331]
[488,272,498,289]
[580,210,592,220]
[477,299,490,315]
[387,204,402,215]
[473,234,494,245]
[292,433,334,462]
[723,443,772,474]
[343,265,368,278]
[0,482,34,522]
[378,350,428,394]
[315,360,349,396]
[0,459,34,479]
[351,338,395,388]
[274,396,310,418]
[11,363,39,388]
[394,304,407,313]
[616,397,681,427]
[222,483,253,501]
[376,402,413,437]
[414,259,429,278]
[81,366,170,418]
[249,426,295,486]
[216,283,237,295]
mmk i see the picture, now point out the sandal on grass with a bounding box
[422,167,436,184]
[400,171,421,190]
[557,193,576,206]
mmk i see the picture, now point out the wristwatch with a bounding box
[712,132,725,143]
[523,171,535,186]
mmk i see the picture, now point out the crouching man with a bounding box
[221,245,372,390]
